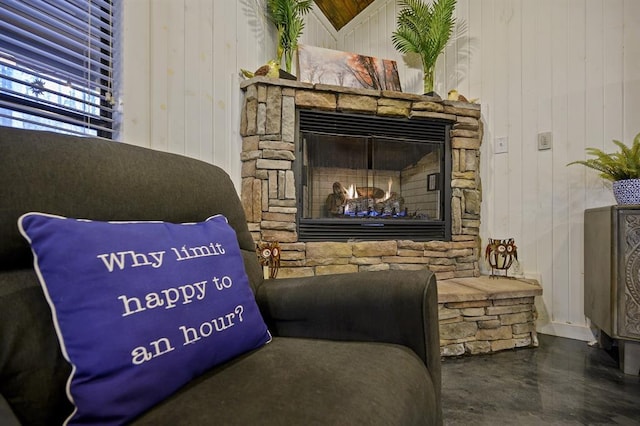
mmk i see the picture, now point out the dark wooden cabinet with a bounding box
[584,206,640,375]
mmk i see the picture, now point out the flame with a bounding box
[385,178,392,201]
[346,184,357,199]
[344,179,394,202]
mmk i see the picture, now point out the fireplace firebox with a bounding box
[297,110,452,242]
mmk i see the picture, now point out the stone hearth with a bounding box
[240,77,483,281]
[438,276,541,356]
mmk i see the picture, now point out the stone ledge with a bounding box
[437,275,542,357]
[438,276,542,303]
[240,76,314,90]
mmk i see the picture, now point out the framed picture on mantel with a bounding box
[297,44,402,92]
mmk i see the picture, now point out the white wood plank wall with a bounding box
[118,0,331,189]
[339,0,640,340]
[118,0,278,190]
[117,0,640,340]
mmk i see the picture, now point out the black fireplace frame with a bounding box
[295,110,452,242]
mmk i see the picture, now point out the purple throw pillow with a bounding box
[18,213,271,425]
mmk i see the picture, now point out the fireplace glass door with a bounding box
[302,133,442,220]
[297,110,451,242]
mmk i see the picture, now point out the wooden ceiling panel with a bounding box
[314,0,375,31]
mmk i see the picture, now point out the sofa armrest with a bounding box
[0,394,20,426]
[255,269,441,396]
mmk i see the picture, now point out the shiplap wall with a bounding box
[118,0,277,189]
[118,0,640,341]
[118,0,331,186]
[338,0,640,340]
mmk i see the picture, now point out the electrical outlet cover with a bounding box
[495,137,508,154]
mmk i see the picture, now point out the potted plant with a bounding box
[266,0,313,75]
[568,132,640,204]
[391,0,456,96]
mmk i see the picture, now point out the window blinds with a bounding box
[0,0,114,137]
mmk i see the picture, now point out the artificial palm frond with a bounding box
[266,0,313,73]
[568,132,640,181]
[392,0,456,93]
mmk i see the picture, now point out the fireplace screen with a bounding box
[297,111,452,242]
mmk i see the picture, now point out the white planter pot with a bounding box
[612,178,640,205]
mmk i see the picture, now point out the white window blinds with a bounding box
[0,0,115,137]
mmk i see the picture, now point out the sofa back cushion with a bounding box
[0,269,73,424]
[0,126,258,273]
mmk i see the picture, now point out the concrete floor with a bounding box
[441,334,640,425]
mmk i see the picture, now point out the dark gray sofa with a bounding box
[0,126,442,425]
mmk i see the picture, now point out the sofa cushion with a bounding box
[18,213,271,425]
[0,127,259,272]
[133,337,437,425]
[0,269,73,425]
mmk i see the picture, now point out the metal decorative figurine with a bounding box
[485,238,518,278]
[257,241,281,279]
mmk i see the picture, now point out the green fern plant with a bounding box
[391,0,456,94]
[568,132,640,181]
[266,0,313,73]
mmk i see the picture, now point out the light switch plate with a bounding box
[538,132,552,150]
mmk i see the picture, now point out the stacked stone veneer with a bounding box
[440,298,538,356]
[437,276,541,357]
[239,77,483,281]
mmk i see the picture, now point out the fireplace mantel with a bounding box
[240,77,483,280]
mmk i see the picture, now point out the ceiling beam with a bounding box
[313,0,375,31]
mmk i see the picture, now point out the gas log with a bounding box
[325,182,405,217]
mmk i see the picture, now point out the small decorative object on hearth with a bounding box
[568,132,640,205]
[257,241,281,279]
[485,238,518,278]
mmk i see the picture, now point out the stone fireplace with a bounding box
[240,77,483,280]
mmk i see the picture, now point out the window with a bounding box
[0,0,115,138]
